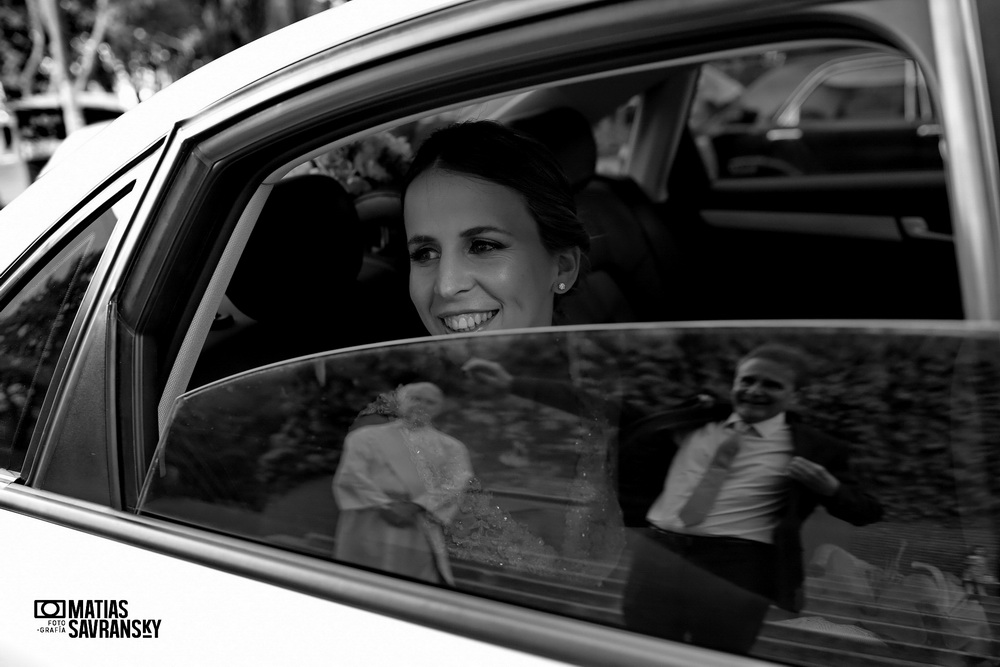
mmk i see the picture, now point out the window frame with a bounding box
[18,144,165,497]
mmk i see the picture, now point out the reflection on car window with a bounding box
[691,46,943,179]
[0,187,124,470]
[799,63,906,122]
[593,96,639,177]
[144,324,1000,665]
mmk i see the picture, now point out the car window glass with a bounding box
[144,324,1000,665]
[798,62,906,122]
[690,46,943,179]
[594,96,639,176]
[0,184,128,471]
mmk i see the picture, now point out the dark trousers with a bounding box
[621,527,774,654]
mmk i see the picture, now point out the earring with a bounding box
[557,282,567,292]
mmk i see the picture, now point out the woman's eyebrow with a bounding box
[407,234,436,246]
[408,226,513,246]
[460,226,513,238]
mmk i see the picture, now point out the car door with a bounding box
[139,322,1000,667]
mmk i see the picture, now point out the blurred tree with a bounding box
[0,0,338,104]
[102,0,334,99]
[0,0,117,100]
[39,0,83,131]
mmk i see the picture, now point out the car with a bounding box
[0,0,998,665]
[692,46,944,178]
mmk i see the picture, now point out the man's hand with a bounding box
[462,358,514,392]
[379,501,422,527]
[786,456,841,496]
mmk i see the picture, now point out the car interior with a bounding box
[174,40,960,404]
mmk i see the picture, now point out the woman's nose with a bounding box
[435,252,473,297]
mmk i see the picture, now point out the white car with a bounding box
[0,0,999,665]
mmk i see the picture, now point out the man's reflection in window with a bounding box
[619,344,882,653]
[332,382,474,584]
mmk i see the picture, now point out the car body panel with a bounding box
[0,489,570,667]
[0,481,763,667]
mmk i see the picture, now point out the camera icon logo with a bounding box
[34,600,66,618]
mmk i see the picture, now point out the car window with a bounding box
[797,62,906,122]
[143,323,1000,665]
[594,96,640,177]
[690,46,943,179]
[0,183,133,472]
[180,49,960,399]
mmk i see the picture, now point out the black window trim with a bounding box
[18,141,165,489]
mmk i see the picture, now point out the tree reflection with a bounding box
[0,251,100,468]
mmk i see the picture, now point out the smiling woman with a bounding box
[402,120,589,334]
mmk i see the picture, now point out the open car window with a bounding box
[182,39,960,398]
[144,322,1000,665]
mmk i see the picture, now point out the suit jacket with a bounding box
[617,395,883,611]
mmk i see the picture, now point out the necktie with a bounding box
[677,422,751,527]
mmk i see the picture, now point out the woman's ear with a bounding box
[553,246,582,293]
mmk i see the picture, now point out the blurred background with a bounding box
[0,0,345,200]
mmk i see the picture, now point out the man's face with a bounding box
[731,358,797,424]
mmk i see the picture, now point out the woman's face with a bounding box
[398,385,443,425]
[405,168,574,335]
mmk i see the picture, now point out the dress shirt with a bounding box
[646,412,794,543]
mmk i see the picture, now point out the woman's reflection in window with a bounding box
[332,382,474,584]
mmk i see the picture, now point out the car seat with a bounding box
[509,107,689,324]
[190,174,378,386]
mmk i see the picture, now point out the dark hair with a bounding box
[738,344,812,388]
[402,120,590,257]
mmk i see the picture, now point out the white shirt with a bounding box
[645,412,794,544]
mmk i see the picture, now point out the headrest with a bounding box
[509,107,597,191]
[354,187,402,251]
[228,174,362,322]
[354,187,402,226]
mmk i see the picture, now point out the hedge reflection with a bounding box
[154,327,1000,565]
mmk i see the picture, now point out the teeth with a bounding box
[443,311,497,332]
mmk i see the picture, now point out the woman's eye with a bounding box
[409,247,439,263]
[469,239,503,254]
